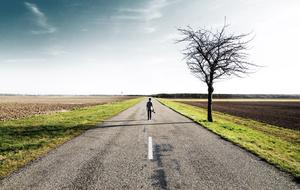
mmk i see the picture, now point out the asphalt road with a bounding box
[0,99,299,190]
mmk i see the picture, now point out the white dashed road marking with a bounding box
[148,136,153,160]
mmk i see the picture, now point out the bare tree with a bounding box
[177,25,256,122]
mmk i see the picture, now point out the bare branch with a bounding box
[177,24,257,84]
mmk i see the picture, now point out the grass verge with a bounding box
[0,98,141,179]
[159,99,300,178]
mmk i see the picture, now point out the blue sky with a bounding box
[0,0,299,95]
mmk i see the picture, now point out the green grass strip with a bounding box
[0,98,141,179]
[159,99,300,178]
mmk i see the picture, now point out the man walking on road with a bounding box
[146,98,154,120]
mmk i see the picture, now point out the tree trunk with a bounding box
[207,85,214,122]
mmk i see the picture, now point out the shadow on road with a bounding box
[103,119,147,122]
[151,144,174,190]
[98,121,194,128]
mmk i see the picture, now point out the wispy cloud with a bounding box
[24,2,57,34]
[80,28,89,32]
[117,0,169,21]
[113,0,171,33]
[3,58,46,63]
[159,32,182,43]
[44,45,69,56]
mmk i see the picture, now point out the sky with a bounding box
[0,0,299,95]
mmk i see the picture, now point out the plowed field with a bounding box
[0,96,134,121]
[179,100,300,131]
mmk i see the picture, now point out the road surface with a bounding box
[0,99,299,189]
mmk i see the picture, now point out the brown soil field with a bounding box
[0,96,135,121]
[179,100,300,131]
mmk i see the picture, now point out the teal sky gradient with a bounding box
[0,0,299,94]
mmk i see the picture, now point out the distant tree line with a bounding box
[153,93,300,99]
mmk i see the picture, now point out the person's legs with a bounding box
[147,110,151,120]
[147,109,150,120]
